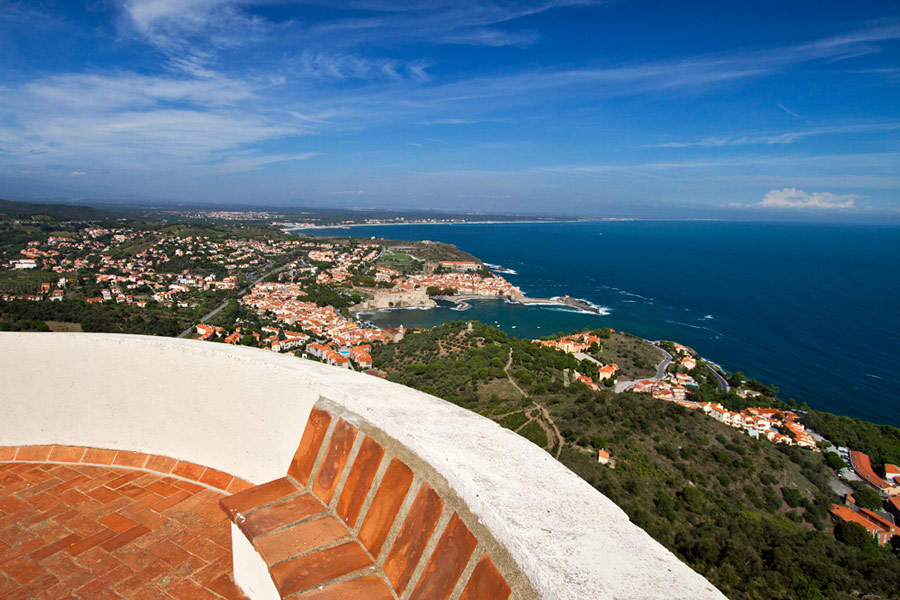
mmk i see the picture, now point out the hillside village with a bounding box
[532,328,900,547]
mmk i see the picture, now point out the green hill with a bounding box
[372,321,900,600]
[0,199,120,219]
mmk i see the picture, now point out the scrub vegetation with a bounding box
[373,320,900,600]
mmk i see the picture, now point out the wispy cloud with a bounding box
[208,151,320,173]
[27,71,257,109]
[420,118,487,125]
[0,80,312,173]
[851,67,900,81]
[777,103,804,119]
[730,187,860,209]
[306,23,900,123]
[295,51,431,81]
[648,122,900,148]
[540,151,900,176]
[290,1,594,48]
[118,0,592,56]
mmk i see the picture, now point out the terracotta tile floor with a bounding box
[0,462,248,600]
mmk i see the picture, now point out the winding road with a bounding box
[614,344,673,393]
[704,362,731,392]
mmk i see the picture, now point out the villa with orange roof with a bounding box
[597,364,619,381]
[830,504,900,546]
[532,332,602,355]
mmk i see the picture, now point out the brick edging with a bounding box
[0,445,253,494]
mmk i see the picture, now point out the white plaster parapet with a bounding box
[0,333,726,600]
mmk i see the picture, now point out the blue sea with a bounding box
[298,221,900,427]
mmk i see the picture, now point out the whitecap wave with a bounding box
[665,319,719,333]
[603,285,653,302]
[702,314,714,320]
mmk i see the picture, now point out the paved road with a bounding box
[614,344,672,393]
[655,345,673,379]
[176,261,291,338]
[704,362,730,392]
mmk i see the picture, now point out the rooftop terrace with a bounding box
[0,333,728,600]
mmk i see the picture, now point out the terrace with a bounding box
[0,333,726,600]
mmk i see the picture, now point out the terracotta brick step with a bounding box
[219,406,514,600]
[239,494,326,540]
[295,574,393,600]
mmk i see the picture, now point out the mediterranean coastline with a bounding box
[297,220,900,427]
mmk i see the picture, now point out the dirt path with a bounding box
[504,349,565,458]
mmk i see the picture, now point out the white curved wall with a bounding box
[0,333,726,600]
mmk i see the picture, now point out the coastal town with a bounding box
[3,209,900,552]
[0,214,522,371]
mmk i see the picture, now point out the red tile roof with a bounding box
[851,451,889,489]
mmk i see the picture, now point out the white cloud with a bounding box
[27,72,256,110]
[739,188,860,209]
[0,72,313,174]
[70,170,87,176]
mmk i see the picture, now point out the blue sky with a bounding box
[1,0,899,219]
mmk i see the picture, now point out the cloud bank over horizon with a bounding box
[0,1,898,218]
[730,188,860,210]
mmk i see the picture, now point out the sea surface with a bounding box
[296,221,900,426]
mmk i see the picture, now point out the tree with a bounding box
[728,371,746,387]
[852,486,882,510]
[824,452,844,470]
[679,486,705,512]
[834,520,875,548]
[782,487,803,508]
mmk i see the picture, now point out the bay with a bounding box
[297,221,900,426]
